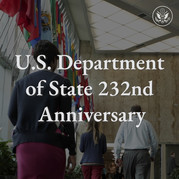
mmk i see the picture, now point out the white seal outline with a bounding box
[152,5,173,27]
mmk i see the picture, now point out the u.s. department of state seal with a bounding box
[152,6,173,27]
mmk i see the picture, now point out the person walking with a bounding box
[167,152,178,177]
[8,40,76,179]
[114,105,158,179]
[80,120,107,179]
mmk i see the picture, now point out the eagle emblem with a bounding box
[152,6,173,27]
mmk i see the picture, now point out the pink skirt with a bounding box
[16,142,66,179]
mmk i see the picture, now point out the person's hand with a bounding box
[116,158,123,167]
[67,155,76,171]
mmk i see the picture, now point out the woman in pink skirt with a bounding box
[8,40,76,179]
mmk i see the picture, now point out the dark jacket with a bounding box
[167,156,177,175]
[80,131,107,164]
[8,70,76,155]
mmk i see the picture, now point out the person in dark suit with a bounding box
[8,40,76,179]
[167,152,178,176]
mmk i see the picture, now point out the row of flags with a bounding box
[0,0,94,120]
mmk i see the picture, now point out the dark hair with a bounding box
[33,40,60,66]
[131,105,142,112]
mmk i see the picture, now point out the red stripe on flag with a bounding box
[0,0,21,17]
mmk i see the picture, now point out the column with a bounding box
[150,161,154,179]
[161,144,167,179]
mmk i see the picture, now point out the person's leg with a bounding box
[135,151,151,179]
[91,166,103,179]
[81,165,92,179]
[123,151,136,179]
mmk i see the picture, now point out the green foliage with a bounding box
[171,168,179,179]
[65,165,83,179]
[0,141,17,176]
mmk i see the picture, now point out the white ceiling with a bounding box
[68,0,179,53]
